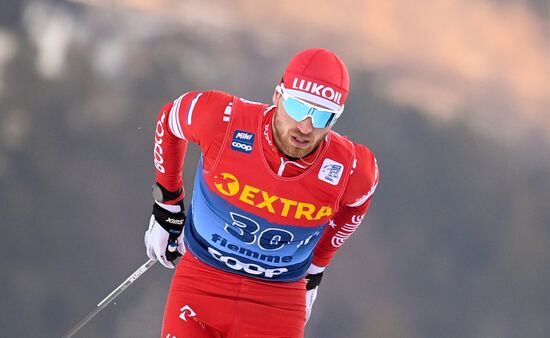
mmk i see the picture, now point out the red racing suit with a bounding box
[153,90,379,337]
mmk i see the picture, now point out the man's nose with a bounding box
[297,116,313,134]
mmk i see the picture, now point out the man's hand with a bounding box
[144,202,186,269]
[305,265,325,322]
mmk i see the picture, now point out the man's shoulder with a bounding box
[347,142,379,206]
[326,132,379,205]
[168,90,233,127]
[185,90,233,109]
[328,131,376,161]
[179,90,268,113]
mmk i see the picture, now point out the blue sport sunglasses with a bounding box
[277,84,343,128]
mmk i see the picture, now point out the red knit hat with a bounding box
[282,48,349,112]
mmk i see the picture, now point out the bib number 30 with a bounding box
[225,212,294,251]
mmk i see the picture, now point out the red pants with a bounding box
[161,252,307,338]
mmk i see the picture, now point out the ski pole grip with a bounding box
[165,236,181,262]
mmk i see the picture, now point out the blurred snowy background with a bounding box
[0,1,549,337]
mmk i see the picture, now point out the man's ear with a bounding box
[272,91,281,105]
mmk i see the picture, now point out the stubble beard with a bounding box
[272,114,319,159]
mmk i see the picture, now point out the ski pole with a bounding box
[62,258,157,338]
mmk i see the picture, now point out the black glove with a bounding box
[145,200,186,269]
[305,271,324,322]
[305,271,324,290]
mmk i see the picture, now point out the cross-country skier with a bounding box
[144,48,379,338]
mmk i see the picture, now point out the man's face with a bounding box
[272,94,333,159]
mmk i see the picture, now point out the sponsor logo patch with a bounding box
[208,246,288,278]
[154,112,167,173]
[231,130,255,154]
[318,158,344,185]
[291,77,343,104]
[212,172,333,220]
[179,305,196,322]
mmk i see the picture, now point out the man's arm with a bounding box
[153,99,186,200]
[145,90,233,268]
[153,90,234,200]
[305,144,379,321]
[312,144,379,268]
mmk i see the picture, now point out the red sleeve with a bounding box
[312,143,379,267]
[153,90,233,201]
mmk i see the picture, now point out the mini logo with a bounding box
[179,305,196,322]
[318,159,344,185]
[231,130,255,154]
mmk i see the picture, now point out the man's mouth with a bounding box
[291,135,310,148]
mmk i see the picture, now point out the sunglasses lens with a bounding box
[311,112,333,128]
[282,96,337,128]
[282,96,309,121]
